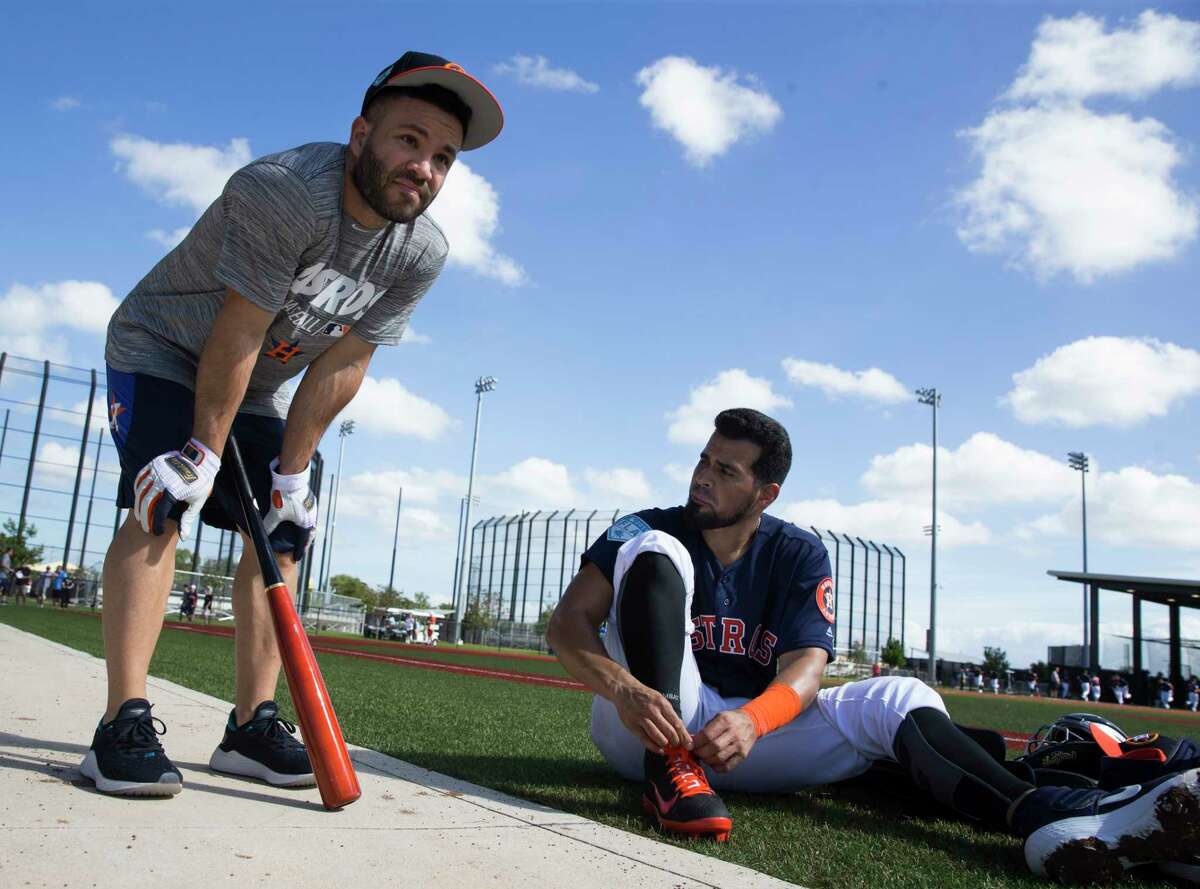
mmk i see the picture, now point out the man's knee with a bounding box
[888,676,948,718]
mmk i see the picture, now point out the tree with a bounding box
[461,596,494,643]
[175,548,194,572]
[881,637,906,669]
[435,601,455,611]
[983,646,1010,675]
[848,640,869,665]
[534,606,554,638]
[1029,660,1050,682]
[0,519,44,567]
[411,591,431,609]
[330,573,374,603]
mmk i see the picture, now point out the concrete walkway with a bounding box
[0,624,796,888]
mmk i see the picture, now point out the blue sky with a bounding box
[3,2,1199,667]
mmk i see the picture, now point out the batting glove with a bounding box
[262,458,318,561]
[133,438,220,539]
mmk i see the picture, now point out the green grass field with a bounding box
[4,606,1196,889]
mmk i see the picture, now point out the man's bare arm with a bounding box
[547,562,690,751]
[277,333,376,473]
[191,290,277,456]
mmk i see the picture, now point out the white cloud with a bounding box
[955,103,1197,281]
[147,227,191,249]
[494,54,599,93]
[663,463,694,485]
[1004,336,1200,427]
[486,457,578,508]
[1008,11,1200,102]
[782,358,909,404]
[635,56,782,167]
[428,159,525,286]
[50,96,80,111]
[34,441,83,480]
[1020,465,1200,549]
[862,432,1077,508]
[0,281,121,363]
[584,467,652,504]
[667,369,791,445]
[111,134,251,214]
[400,326,431,345]
[334,469,456,541]
[779,498,990,547]
[340,376,452,441]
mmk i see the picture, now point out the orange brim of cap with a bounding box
[382,64,503,151]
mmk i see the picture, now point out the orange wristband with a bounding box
[739,683,803,737]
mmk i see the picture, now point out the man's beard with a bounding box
[684,490,759,530]
[351,140,430,223]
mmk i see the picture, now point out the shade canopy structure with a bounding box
[1048,570,1197,704]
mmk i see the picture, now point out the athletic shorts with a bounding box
[106,368,284,534]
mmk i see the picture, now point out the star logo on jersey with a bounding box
[265,338,303,364]
[816,577,835,623]
[107,394,126,433]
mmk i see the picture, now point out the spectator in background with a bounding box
[13,566,31,605]
[37,567,52,606]
[404,613,416,643]
[180,583,198,623]
[1187,677,1199,712]
[1155,673,1173,709]
[1089,674,1101,703]
[974,670,984,693]
[1049,666,1061,698]
[989,672,1000,694]
[61,571,77,608]
[202,584,214,621]
[1028,668,1041,697]
[1112,674,1129,705]
[52,565,68,607]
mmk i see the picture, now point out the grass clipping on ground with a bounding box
[4,607,1192,889]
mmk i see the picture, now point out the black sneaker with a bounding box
[79,699,182,797]
[640,747,732,842]
[1014,768,1200,883]
[208,700,315,787]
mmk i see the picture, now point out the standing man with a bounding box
[202,584,215,621]
[547,409,1200,883]
[81,51,503,798]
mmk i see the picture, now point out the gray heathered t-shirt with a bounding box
[106,141,448,417]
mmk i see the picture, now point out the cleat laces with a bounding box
[665,749,711,798]
[247,713,304,750]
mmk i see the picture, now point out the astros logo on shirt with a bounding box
[816,577,835,623]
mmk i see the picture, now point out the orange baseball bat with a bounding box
[225,435,361,810]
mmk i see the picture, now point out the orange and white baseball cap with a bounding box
[362,51,504,151]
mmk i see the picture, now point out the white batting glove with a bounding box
[262,458,318,561]
[133,438,220,539]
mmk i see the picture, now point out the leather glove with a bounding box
[262,458,318,561]
[133,438,220,538]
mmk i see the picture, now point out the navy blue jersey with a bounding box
[583,507,835,700]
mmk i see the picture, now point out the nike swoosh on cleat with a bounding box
[653,783,679,812]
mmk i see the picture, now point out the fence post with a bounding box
[0,408,9,469]
[881,544,895,645]
[520,511,539,625]
[508,512,525,622]
[537,510,558,622]
[855,537,869,655]
[18,360,51,539]
[63,370,98,566]
[895,547,906,649]
[78,428,103,569]
[191,520,203,573]
[843,534,856,651]
[557,509,576,597]
[869,540,882,659]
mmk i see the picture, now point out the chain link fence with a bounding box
[461,511,905,659]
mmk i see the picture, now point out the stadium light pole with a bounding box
[452,376,497,644]
[1068,451,1090,661]
[916,387,941,685]
[322,419,355,590]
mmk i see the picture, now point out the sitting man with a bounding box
[547,408,1199,884]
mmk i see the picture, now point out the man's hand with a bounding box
[692,709,757,773]
[613,680,692,753]
[133,439,220,538]
[262,458,317,561]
